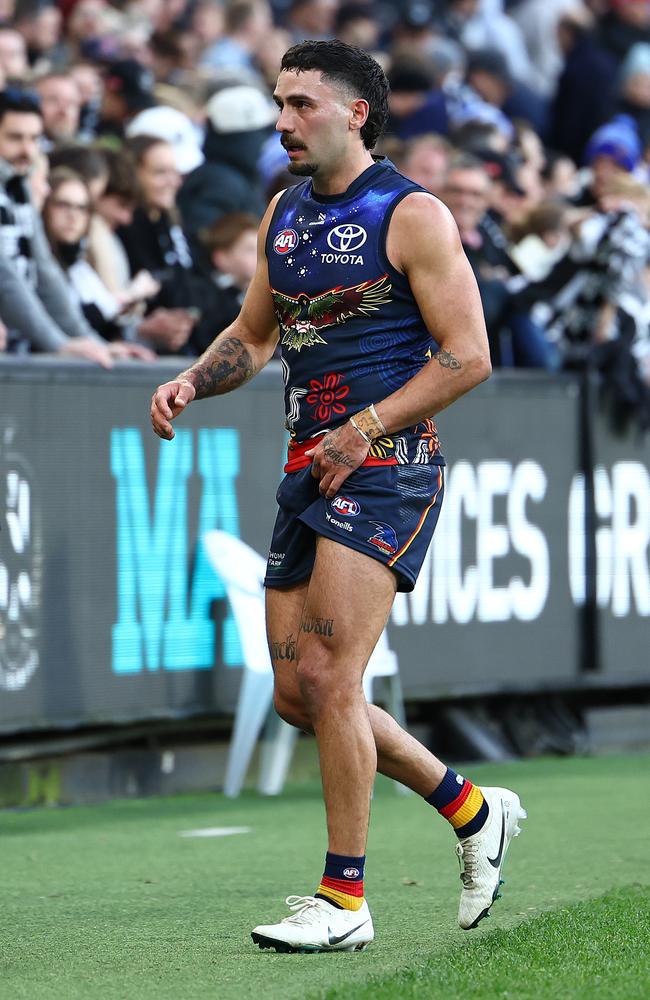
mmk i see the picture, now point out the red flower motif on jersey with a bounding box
[306,373,350,422]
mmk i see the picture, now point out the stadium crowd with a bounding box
[1,0,649,424]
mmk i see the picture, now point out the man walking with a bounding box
[150,40,526,952]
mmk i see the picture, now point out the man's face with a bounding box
[0,111,43,175]
[274,68,364,178]
[403,144,449,196]
[443,168,490,233]
[0,30,28,79]
[36,77,82,142]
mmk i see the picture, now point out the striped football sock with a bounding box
[425,767,489,838]
[315,851,365,911]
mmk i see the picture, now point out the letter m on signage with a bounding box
[111,428,242,674]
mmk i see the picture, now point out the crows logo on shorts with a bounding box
[368,521,398,555]
[271,274,391,353]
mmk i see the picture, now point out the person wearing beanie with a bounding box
[616,42,650,149]
[576,114,643,204]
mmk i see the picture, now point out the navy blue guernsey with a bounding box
[266,160,445,471]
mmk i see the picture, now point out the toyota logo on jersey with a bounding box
[327,224,367,253]
[273,229,299,254]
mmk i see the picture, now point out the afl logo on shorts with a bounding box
[327,224,367,253]
[273,229,299,254]
[331,496,360,517]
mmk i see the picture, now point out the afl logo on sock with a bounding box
[343,867,360,878]
[273,229,298,254]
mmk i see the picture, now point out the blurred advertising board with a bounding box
[0,361,644,733]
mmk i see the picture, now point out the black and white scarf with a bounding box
[0,158,37,288]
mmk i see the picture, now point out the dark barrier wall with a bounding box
[593,402,650,683]
[0,360,647,733]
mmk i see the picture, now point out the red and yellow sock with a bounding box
[425,768,489,838]
[315,852,365,911]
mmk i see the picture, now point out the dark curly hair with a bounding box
[280,40,389,151]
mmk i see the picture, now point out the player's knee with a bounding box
[295,647,342,713]
[273,687,309,729]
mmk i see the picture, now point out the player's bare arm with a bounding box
[377,191,491,427]
[307,192,491,497]
[150,197,282,440]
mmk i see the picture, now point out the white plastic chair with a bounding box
[202,529,407,797]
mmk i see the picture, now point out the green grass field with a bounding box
[2,753,649,1000]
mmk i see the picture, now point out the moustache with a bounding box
[281,137,306,151]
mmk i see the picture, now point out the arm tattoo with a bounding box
[434,348,462,370]
[180,336,256,399]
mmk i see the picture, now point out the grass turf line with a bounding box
[0,753,648,1000]
[320,886,650,1000]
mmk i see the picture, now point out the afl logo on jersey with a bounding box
[273,229,299,254]
[331,496,360,517]
[327,224,367,253]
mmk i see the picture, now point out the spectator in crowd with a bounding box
[390,0,439,59]
[35,71,83,147]
[334,3,381,53]
[199,210,259,331]
[397,133,451,197]
[513,187,650,427]
[0,27,28,83]
[87,144,197,353]
[597,0,650,66]
[575,114,644,206]
[0,89,136,362]
[191,0,224,52]
[551,9,618,164]
[285,0,338,43]
[615,43,650,151]
[118,133,223,354]
[199,0,272,75]
[125,104,204,177]
[442,0,534,87]
[0,0,646,397]
[87,146,137,294]
[178,82,276,234]
[97,58,156,140]
[509,0,575,98]
[385,59,448,139]
[13,0,64,71]
[68,59,103,139]
[541,149,578,199]
[41,166,155,356]
[464,48,548,139]
[442,153,558,368]
[48,142,108,202]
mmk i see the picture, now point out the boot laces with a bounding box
[456,841,478,889]
[282,895,322,925]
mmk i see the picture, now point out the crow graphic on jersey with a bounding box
[271,274,392,352]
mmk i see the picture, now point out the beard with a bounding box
[287,160,317,176]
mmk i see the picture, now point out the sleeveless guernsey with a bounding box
[265,160,445,471]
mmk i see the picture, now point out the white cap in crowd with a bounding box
[206,85,278,134]
[126,106,205,174]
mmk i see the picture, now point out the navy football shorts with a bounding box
[264,462,445,593]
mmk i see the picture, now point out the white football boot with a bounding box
[251,895,374,953]
[456,786,527,930]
